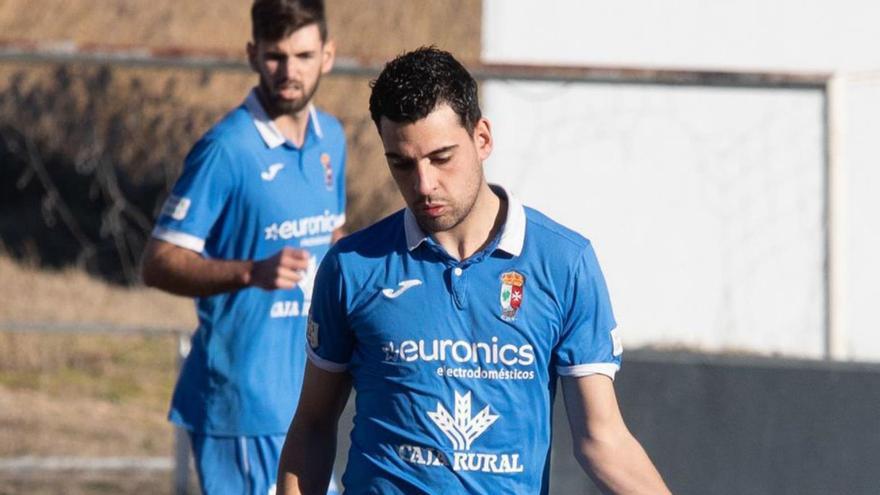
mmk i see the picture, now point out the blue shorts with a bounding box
[189,433,339,495]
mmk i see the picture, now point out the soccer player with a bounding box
[140,1,345,493]
[277,47,670,494]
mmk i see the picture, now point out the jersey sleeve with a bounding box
[305,249,355,372]
[335,145,347,228]
[553,242,622,379]
[151,138,236,253]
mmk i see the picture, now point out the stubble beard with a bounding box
[259,75,321,117]
[414,173,484,234]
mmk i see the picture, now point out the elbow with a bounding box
[140,256,160,288]
[573,430,627,476]
[140,242,168,289]
[572,438,599,473]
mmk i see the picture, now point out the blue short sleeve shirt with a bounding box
[154,89,346,435]
[306,187,621,494]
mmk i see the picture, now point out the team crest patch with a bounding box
[499,271,525,322]
[320,152,333,190]
[307,314,320,349]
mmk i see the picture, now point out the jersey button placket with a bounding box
[451,265,468,309]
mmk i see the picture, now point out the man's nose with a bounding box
[414,162,437,196]
[284,57,303,80]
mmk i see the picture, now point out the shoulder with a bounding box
[333,210,406,257]
[521,206,608,298]
[201,105,256,147]
[523,206,593,255]
[312,107,345,150]
[185,105,259,168]
[313,108,344,136]
[322,210,407,274]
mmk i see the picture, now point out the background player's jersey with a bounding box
[153,90,346,435]
[307,188,620,494]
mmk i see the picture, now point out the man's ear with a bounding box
[246,41,259,73]
[474,117,493,161]
[321,39,336,75]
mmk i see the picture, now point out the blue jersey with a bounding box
[307,187,621,494]
[154,90,346,435]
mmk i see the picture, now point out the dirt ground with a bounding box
[0,471,195,495]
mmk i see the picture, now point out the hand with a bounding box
[249,247,311,290]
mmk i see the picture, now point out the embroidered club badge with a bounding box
[320,152,333,190]
[500,271,525,322]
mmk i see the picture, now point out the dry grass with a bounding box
[0,256,186,461]
[0,369,174,457]
[0,255,195,327]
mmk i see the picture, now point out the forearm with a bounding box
[277,417,338,495]
[141,240,253,297]
[577,432,670,495]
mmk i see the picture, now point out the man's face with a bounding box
[380,104,493,234]
[247,23,334,115]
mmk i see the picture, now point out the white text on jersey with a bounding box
[264,211,343,241]
[382,337,535,366]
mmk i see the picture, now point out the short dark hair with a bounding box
[251,0,327,43]
[369,47,482,134]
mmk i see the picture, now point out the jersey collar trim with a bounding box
[244,89,323,149]
[403,184,526,257]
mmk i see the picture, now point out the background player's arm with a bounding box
[141,238,310,297]
[562,374,671,494]
[278,362,352,495]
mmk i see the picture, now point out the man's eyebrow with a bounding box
[427,145,458,156]
[385,144,458,159]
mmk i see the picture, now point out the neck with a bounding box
[433,183,507,261]
[256,87,311,147]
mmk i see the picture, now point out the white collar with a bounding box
[404,184,526,257]
[244,88,323,149]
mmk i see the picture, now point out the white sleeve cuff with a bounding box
[556,362,620,380]
[152,226,206,253]
[306,344,349,373]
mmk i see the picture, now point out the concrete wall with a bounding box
[549,351,880,494]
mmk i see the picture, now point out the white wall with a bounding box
[483,0,880,72]
[484,82,825,356]
[840,74,880,360]
[482,0,880,359]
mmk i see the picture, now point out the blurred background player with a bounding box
[141,1,345,493]
[277,47,668,495]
